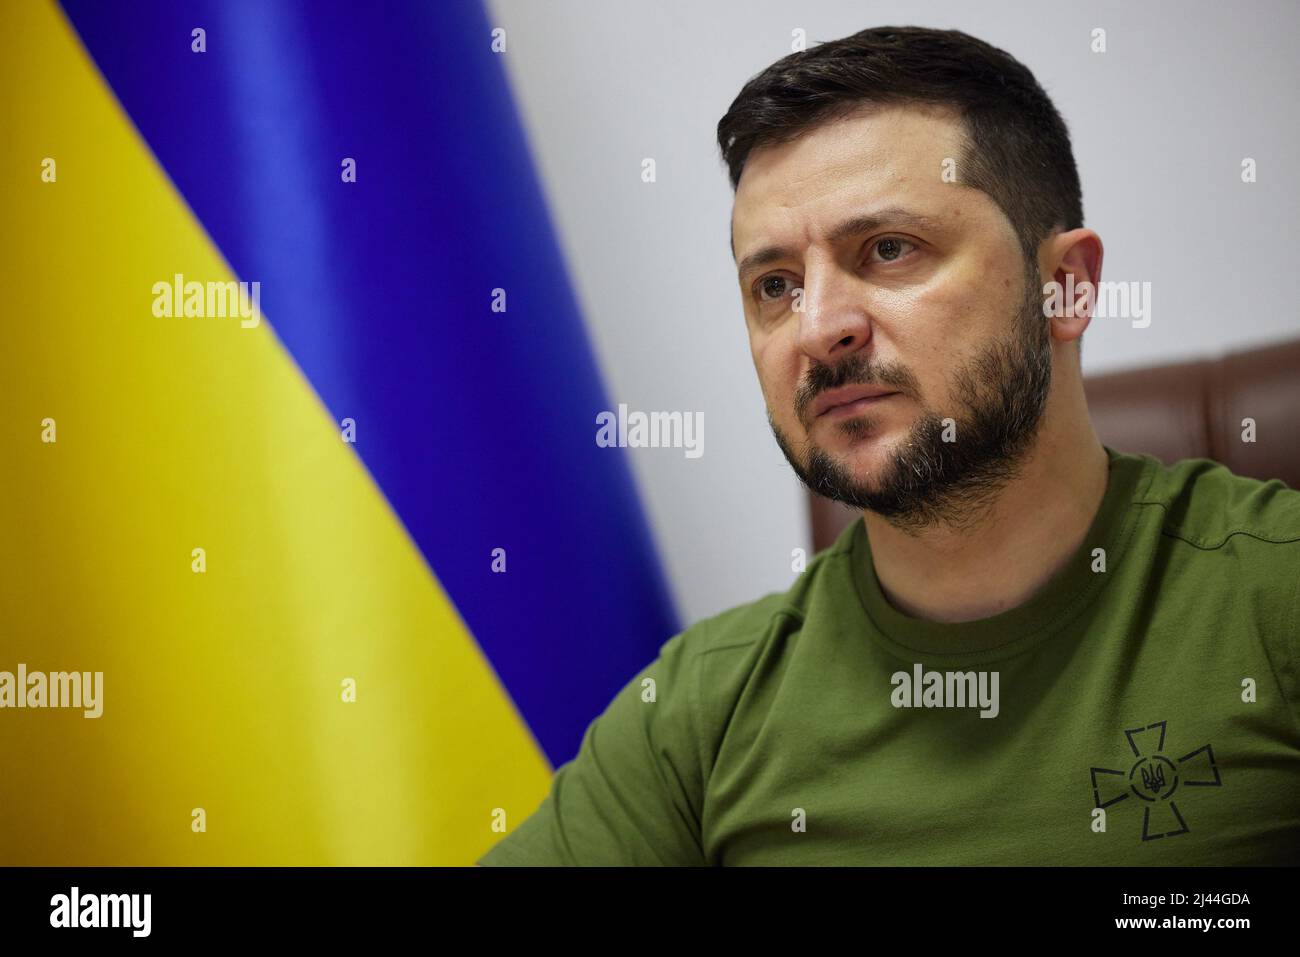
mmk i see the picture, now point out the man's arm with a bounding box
[477,627,710,866]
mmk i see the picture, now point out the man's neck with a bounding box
[862,423,1110,624]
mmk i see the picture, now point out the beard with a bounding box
[768,258,1053,533]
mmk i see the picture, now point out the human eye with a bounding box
[753,273,798,304]
[865,236,918,264]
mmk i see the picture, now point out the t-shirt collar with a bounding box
[847,445,1157,664]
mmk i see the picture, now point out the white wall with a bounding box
[487,0,1300,628]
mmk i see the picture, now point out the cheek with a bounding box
[872,271,989,404]
[872,280,963,369]
[750,331,802,422]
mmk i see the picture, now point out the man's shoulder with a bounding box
[1130,451,1300,551]
[667,528,855,667]
[666,591,790,673]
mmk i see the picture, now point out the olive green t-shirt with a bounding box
[479,447,1300,865]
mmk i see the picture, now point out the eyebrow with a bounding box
[734,207,941,281]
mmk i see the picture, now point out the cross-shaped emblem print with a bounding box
[1089,720,1222,841]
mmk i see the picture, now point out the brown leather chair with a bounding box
[810,337,1300,552]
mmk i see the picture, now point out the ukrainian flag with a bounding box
[0,0,678,865]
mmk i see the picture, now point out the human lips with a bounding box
[812,385,900,419]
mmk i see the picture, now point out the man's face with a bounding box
[730,103,1054,530]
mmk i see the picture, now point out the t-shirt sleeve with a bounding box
[477,625,710,866]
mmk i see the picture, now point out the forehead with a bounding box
[730,102,969,259]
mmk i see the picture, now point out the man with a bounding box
[479,26,1300,865]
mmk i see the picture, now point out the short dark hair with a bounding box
[717,26,1084,260]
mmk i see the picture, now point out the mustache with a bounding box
[796,357,918,421]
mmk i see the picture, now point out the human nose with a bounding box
[794,260,874,366]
